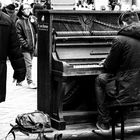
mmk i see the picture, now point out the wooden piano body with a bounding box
[37,10,123,130]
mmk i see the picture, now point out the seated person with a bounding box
[95,11,140,132]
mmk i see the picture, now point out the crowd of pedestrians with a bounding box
[0,1,40,89]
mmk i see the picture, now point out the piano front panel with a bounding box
[56,47,110,60]
[53,34,116,76]
[50,13,119,76]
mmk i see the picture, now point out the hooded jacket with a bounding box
[104,22,140,73]
[103,22,140,103]
[16,16,36,53]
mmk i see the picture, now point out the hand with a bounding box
[99,59,105,66]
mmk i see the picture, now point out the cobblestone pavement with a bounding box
[0,57,37,140]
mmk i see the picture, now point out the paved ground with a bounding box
[1,57,140,140]
[0,57,37,140]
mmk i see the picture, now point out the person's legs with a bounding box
[95,73,114,131]
[22,52,37,89]
[23,52,33,84]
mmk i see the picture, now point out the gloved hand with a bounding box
[13,68,26,83]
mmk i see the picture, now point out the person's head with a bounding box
[17,3,31,18]
[5,4,16,16]
[118,11,139,27]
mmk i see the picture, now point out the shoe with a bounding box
[96,121,110,133]
[116,123,121,127]
[28,83,37,89]
[16,82,22,86]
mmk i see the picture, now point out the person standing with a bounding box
[16,3,37,89]
[0,7,26,102]
[95,11,140,132]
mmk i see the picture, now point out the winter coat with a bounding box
[104,22,140,103]
[16,17,36,53]
[0,11,26,102]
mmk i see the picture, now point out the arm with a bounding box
[8,21,26,82]
[103,38,123,73]
[16,20,29,49]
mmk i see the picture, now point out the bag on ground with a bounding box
[5,111,52,140]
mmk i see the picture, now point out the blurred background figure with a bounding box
[43,0,51,9]
[109,0,121,10]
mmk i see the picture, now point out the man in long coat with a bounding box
[0,9,26,102]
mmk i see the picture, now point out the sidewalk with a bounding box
[1,57,140,140]
[0,57,37,140]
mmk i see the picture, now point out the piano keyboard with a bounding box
[73,64,103,69]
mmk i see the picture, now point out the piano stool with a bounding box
[108,102,140,140]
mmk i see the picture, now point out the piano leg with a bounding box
[51,78,67,130]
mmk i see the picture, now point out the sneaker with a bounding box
[16,82,22,86]
[96,121,110,133]
[28,83,37,89]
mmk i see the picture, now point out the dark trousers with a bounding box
[95,73,117,124]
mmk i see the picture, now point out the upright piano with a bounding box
[37,10,122,130]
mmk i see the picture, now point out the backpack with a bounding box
[5,111,53,140]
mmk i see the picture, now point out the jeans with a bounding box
[95,70,140,124]
[95,73,116,124]
[22,52,33,84]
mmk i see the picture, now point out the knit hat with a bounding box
[118,11,139,26]
[6,4,16,14]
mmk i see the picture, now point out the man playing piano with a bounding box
[95,11,140,132]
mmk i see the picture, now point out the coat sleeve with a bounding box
[15,20,29,49]
[8,21,26,82]
[103,38,123,73]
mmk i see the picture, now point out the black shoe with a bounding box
[96,121,110,133]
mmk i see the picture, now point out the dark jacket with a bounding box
[0,11,26,102]
[104,22,140,73]
[103,22,140,103]
[16,17,36,53]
